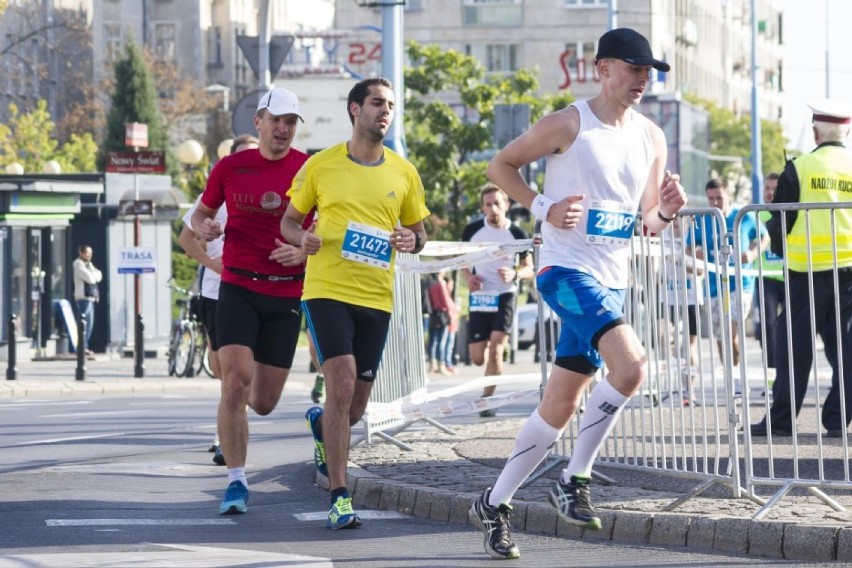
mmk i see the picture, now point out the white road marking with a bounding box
[2,544,332,567]
[16,432,129,446]
[293,510,408,522]
[45,410,143,418]
[42,462,214,476]
[47,519,236,526]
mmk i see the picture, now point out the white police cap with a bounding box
[808,98,852,125]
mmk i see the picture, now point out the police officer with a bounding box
[751,99,852,438]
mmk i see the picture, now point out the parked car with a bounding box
[514,302,558,352]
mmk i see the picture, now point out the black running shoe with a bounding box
[212,445,226,466]
[468,488,520,560]
[549,475,602,530]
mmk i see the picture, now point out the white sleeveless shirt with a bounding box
[538,100,655,288]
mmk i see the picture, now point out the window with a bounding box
[405,0,423,9]
[105,23,122,62]
[153,23,176,62]
[209,27,222,66]
[463,0,522,26]
[466,43,519,73]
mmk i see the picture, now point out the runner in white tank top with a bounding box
[468,28,687,561]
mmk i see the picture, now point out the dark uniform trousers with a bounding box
[769,268,852,431]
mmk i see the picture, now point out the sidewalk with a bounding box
[4,345,852,561]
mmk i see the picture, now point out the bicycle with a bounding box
[166,278,199,378]
[194,320,216,378]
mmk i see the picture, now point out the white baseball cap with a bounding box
[257,88,304,122]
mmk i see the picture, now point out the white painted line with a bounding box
[45,410,142,418]
[3,544,332,568]
[16,432,128,446]
[293,510,408,522]
[47,519,236,526]
[43,462,214,476]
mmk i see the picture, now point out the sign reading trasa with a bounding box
[117,247,157,274]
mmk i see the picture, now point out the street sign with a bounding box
[124,122,148,148]
[117,247,156,274]
[105,151,166,173]
[236,35,295,80]
[232,89,265,136]
[117,199,154,218]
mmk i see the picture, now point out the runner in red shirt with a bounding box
[191,87,314,515]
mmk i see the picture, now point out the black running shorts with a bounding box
[303,298,391,383]
[467,292,516,344]
[216,282,302,368]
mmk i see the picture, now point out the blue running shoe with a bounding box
[305,406,328,477]
[218,480,249,515]
[327,495,362,530]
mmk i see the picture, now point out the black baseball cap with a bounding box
[595,28,670,72]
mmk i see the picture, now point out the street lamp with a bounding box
[176,140,204,166]
[42,160,62,174]
[217,139,233,159]
[205,84,230,112]
[5,162,23,174]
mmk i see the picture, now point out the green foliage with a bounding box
[0,100,99,173]
[55,133,99,173]
[404,41,574,241]
[685,94,787,184]
[100,41,176,177]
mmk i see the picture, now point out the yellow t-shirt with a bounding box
[287,142,430,312]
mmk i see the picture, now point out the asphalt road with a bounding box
[0,388,836,567]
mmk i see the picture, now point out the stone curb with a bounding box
[345,464,845,561]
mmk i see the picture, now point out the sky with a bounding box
[782,0,852,152]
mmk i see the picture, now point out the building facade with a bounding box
[335,0,783,121]
[91,0,336,109]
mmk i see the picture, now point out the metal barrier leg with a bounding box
[421,417,457,436]
[753,481,794,520]
[806,486,846,512]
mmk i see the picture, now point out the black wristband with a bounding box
[413,231,422,252]
[657,210,675,223]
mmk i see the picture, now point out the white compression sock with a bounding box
[227,467,247,488]
[488,408,562,507]
[563,376,628,481]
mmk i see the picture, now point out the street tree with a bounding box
[0,1,98,143]
[686,95,787,194]
[404,41,574,241]
[0,100,97,173]
[100,40,175,176]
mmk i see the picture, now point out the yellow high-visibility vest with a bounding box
[786,145,852,272]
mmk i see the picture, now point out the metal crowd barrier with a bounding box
[536,203,852,519]
[359,252,435,449]
[737,202,852,519]
[359,242,538,449]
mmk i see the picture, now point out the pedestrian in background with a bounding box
[441,273,460,374]
[426,270,454,374]
[752,99,852,439]
[688,177,767,393]
[72,244,102,356]
[753,172,783,369]
[461,183,534,417]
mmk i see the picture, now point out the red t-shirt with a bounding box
[201,147,313,297]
